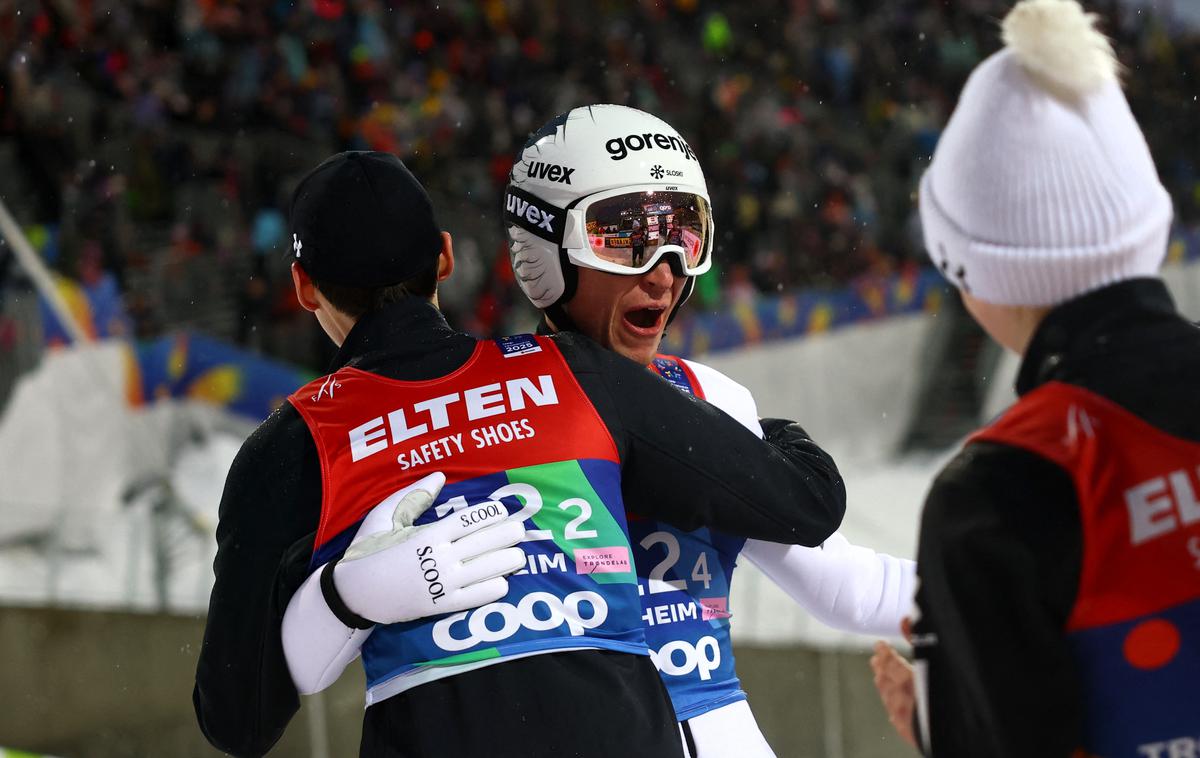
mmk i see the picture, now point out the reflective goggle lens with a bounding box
[583,191,710,272]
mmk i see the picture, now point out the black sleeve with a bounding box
[554,332,845,546]
[192,404,323,757]
[912,441,1084,758]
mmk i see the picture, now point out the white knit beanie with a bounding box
[919,0,1173,306]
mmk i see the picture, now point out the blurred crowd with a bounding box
[0,0,1197,368]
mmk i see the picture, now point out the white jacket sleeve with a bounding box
[281,569,372,695]
[741,533,916,638]
[680,359,914,636]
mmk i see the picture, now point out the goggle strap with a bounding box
[503,186,566,246]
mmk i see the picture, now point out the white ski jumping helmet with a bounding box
[504,104,714,323]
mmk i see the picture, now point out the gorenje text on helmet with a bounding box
[604,133,697,162]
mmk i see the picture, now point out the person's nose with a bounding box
[642,258,675,295]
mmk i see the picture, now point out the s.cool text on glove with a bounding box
[415,545,447,604]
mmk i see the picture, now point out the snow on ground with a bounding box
[0,330,266,611]
[0,423,241,613]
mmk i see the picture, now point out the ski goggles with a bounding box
[504,184,714,276]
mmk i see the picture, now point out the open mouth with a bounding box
[623,306,666,333]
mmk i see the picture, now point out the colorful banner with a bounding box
[661,267,949,357]
[34,227,1200,405]
[663,227,1200,358]
[133,332,315,421]
[39,271,133,346]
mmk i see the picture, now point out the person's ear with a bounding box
[292,262,321,313]
[436,231,455,282]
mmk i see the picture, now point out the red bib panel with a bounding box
[288,336,619,557]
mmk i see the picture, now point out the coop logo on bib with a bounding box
[650,635,721,681]
[432,590,609,652]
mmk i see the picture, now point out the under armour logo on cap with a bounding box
[293,233,303,258]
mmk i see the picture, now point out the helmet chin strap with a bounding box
[658,255,692,327]
[543,247,583,333]
[543,302,581,334]
[666,276,695,327]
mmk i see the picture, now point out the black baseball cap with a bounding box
[289,151,443,288]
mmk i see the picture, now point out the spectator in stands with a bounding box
[1,0,1196,368]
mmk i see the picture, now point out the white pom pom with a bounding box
[1001,0,1118,97]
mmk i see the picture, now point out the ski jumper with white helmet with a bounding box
[508,107,911,737]
[290,335,644,705]
[502,108,742,719]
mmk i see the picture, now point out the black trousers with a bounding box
[359,650,684,757]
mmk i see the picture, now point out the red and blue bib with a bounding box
[289,335,644,703]
[972,381,1200,756]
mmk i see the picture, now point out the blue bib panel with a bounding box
[629,518,748,720]
[638,355,752,721]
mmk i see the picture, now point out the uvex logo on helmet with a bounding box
[505,192,556,232]
[605,132,697,162]
[525,161,575,184]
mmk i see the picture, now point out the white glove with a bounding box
[282,472,525,694]
[332,471,526,625]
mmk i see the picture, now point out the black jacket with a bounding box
[193,297,845,757]
[912,278,1200,757]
